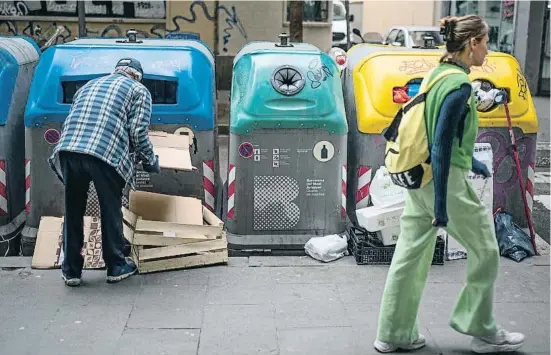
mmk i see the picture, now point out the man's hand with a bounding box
[143,155,160,173]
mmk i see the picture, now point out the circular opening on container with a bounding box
[270,66,305,96]
[472,79,500,112]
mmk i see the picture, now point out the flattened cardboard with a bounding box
[148,131,195,171]
[129,190,203,225]
[32,216,106,269]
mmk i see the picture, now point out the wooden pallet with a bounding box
[123,205,228,274]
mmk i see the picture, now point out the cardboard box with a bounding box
[446,143,494,260]
[148,130,196,171]
[356,203,404,232]
[32,191,228,272]
[124,191,228,274]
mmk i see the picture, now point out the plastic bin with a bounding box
[224,35,348,254]
[342,44,538,227]
[21,36,218,255]
[0,37,40,256]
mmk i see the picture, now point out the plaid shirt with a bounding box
[48,72,156,189]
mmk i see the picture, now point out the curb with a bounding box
[536,142,550,168]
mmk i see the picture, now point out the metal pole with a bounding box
[345,0,351,50]
[77,0,86,38]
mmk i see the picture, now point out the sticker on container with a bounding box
[312,141,334,162]
[174,126,195,140]
[238,142,254,159]
[44,129,61,145]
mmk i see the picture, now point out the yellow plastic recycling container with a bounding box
[342,44,538,228]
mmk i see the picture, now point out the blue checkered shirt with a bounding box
[48,72,156,189]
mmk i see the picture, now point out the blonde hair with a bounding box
[439,15,488,62]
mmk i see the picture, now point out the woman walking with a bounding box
[373,15,525,354]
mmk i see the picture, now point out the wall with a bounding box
[0,1,221,49]
[216,1,332,89]
[0,1,332,90]
[361,0,440,37]
[349,0,364,35]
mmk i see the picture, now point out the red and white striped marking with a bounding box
[356,165,372,209]
[341,165,347,217]
[0,160,7,216]
[526,163,535,213]
[202,160,215,212]
[25,159,31,213]
[227,164,236,219]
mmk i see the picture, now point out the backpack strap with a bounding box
[421,68,467,94]
[402,68,467,115]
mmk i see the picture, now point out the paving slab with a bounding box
[277,326,358,355]
[198,304,278,355]
[273,284,350,329]
[127,284,206,329]
[115,328,200,355]
[205,283,276,305]
[35,302,132,355]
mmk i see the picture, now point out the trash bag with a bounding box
[305,234,349,263]
[494,212,535,262]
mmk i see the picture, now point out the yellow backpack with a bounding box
[384,68,466,189]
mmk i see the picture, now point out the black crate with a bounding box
[348,225,445,265]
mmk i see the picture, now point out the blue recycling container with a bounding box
[22,37,218,255]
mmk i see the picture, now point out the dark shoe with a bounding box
[61,273,82,287]
[106,258,138,284]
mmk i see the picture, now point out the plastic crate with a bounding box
[348,225,445,265]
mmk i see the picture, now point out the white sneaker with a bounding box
[374,334,426,353]
[471,327,525,353]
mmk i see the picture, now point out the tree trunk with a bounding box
[289,1,303,43]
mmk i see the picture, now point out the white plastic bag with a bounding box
[369,166,406,208]
[304,234,349,263]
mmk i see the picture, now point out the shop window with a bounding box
[285,1,329,23]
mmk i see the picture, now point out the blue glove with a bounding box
[471,157,491,178]
[143,155,160,173]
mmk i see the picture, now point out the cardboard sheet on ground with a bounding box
[148,131,195,171]
[31,191,216,269]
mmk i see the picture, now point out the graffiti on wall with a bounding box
[0,1,247,53]
[167,0,247,53]
[0,1,166,19]
[477,130,536,211]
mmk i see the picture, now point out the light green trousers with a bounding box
[376,166,499,344]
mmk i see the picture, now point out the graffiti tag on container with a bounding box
[307,58,333,89]
[477,131,535,211]
[70,54,112,70]
[516,68,528,100]
[398,59,436,75]
[470,58,496,73]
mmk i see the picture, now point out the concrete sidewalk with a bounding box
[0,255,549,355]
